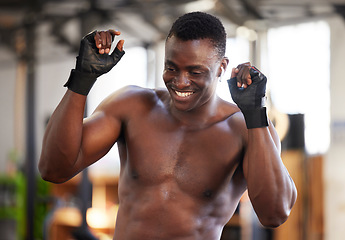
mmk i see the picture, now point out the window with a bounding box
[267,21,330,154]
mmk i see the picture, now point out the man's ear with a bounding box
[219,67,224,77]
[218,57,229,76]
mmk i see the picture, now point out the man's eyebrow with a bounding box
[187,65,205,69]
[165,60,207,70]
[164,60,177,66]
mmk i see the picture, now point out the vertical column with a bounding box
[24,16,37,240]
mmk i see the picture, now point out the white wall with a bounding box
[325,15,345,240]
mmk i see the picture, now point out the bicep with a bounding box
[76,110,122,169]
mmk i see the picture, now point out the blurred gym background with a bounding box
[1,0,345,239]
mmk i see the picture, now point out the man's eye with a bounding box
[168,68,175,71]
[190,71,202,75]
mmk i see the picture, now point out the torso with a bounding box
[110,87,248,240]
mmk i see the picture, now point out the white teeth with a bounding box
[175,91,193,97]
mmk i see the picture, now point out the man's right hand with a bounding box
[64,30,125,95]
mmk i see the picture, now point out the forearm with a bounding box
[244,126,297,227]
[228,64,296,226]
[39,90,87,183]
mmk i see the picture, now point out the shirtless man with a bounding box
[39,12,297,240]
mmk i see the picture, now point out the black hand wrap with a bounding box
[227,66,269,129]
[64,31,125,95]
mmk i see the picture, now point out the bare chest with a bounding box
[118,113,244,199]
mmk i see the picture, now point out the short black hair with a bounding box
[167,12,227,58]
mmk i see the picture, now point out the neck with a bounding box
[169,94,221,128]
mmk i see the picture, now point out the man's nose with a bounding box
[173,73,191,89]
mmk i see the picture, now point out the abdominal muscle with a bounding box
[112,177,237,240]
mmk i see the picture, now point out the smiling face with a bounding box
[163,36,226,112]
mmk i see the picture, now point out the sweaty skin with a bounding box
[39,32,297,240]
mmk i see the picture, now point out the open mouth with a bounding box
[174,90,194,98]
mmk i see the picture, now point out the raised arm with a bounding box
[228,63,297,227]
[39,30,125,183]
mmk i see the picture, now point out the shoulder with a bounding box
[110,85,156,100]
[219,99,248,141]
[100,85,158,106]
[94,85,162,118]
[218,98,243,126]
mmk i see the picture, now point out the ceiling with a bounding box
[1,0,345,61]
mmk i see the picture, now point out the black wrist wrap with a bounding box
[64,69,98,95]
[228,65,269,129]
[241,107,268,129]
